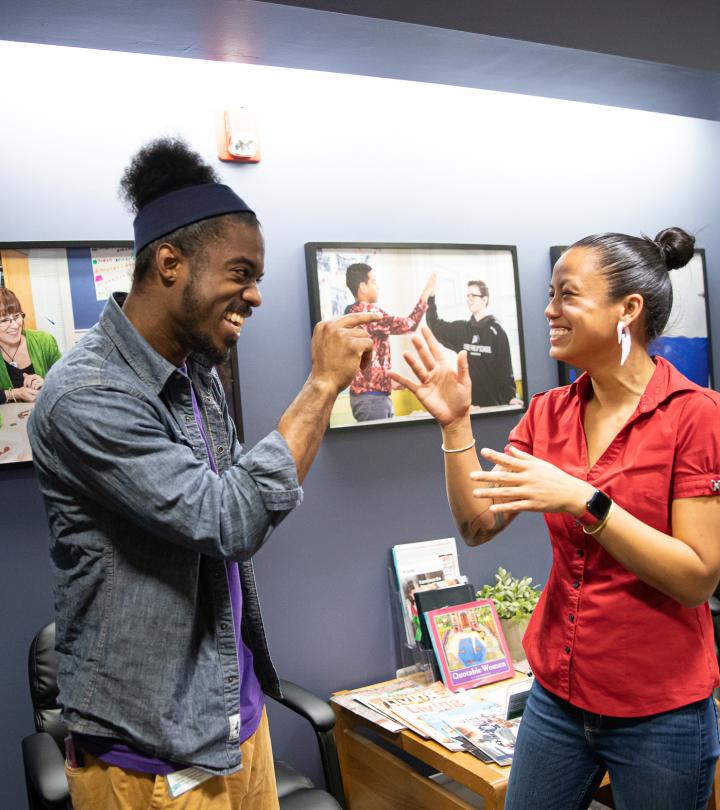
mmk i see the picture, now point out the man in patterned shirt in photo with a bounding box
[344,262,436,421]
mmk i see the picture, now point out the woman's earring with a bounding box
[617,321,631,366]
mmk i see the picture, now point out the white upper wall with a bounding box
[2,39,719,408]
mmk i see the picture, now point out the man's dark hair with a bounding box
[119,137,259,284]
[467,280,489,300]
[345,263,372,298]
[570,227,694,342]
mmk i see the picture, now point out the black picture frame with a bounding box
[0,241,243,467]
[549,245,714,389]
[306,242,528,429]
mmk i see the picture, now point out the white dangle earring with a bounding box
[617,321,631,366]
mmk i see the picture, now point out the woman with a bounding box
[0,288,61,404]
[390,227,720,810]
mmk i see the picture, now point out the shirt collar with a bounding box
[571,356,699,414]
[99,292,186,394]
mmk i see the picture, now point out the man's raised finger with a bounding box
[334,312,382,328]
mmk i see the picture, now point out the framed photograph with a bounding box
[0,241,244,466]
[549,246,714,388]
[305,243,527,429]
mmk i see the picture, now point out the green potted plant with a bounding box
[477,567,542,661]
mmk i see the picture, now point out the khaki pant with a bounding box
[66,708,279,810]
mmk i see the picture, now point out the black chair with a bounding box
[22,622,344,810]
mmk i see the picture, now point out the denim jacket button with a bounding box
[217,446,225,455]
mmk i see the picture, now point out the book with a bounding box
[425,599,515,692]
[414,583,475,650]
[391,537,465,647]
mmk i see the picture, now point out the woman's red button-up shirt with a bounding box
[508,358,720,716]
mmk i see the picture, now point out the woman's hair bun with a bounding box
[653,227,695,271]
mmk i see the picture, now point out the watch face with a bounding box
[587,489,612,520]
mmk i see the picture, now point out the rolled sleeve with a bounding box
[238,429,304,512]
[672,392,720,500]
[40,385,300,561]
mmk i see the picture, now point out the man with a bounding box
[344,262,435,421]
[28,137,375,809]
[426,280,521,407]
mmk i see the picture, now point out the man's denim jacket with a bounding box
[28,293,303,774]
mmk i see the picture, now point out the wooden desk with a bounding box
[332,674,612,810]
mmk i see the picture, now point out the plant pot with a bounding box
[500,617,530,662]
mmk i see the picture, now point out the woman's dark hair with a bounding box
[119,137,258,284]
[570,227,695,342]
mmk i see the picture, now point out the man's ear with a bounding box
[154,243,184,286]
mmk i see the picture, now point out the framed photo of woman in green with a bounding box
[0,241,244,466]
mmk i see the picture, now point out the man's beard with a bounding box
[181,277,230,367]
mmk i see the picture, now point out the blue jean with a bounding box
[350,392,393,422]
[506,681,720,810]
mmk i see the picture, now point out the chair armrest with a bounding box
[272,679,345,805]
[276,679,336,733]
[22,731,69,805]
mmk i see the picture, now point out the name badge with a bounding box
[166,767,214,798]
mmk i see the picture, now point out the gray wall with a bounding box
[1,40,719,803]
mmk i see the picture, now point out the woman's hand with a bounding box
[22,373,44,391]
[8,385,38,403]
[387,326,470,427]
[470,445,594,516]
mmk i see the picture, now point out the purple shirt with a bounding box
[76,367,264,774]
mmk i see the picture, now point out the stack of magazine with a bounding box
[331,674,527,766]
[392,537,518,691]
[334,536,536,766]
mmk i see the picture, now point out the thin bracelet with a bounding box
[582,502,614,536]
[6,388,15,403]
[441,439,476,454]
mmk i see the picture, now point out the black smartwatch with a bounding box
[579,489,612,527]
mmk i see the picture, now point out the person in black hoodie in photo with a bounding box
[426,280,522,407]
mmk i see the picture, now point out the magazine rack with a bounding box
[388,567,440,677]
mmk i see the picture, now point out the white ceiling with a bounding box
[3,0,720,120]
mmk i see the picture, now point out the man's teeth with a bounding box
[224,312,245,325]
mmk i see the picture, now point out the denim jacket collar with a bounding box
[103,291,215,394]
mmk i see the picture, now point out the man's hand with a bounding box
[309,312,378,395]
[421,273,438,303]
[278,312,378,483]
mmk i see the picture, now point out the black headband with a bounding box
[133,183,255,254]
